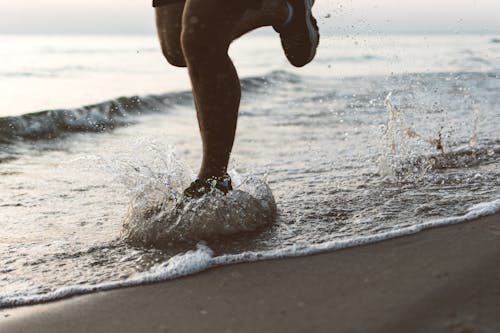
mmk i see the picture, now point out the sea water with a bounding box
[1,32,499,307]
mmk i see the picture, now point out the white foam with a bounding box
[1,198,499,308]
[0,244,215,307]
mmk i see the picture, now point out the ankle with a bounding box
[198,169,227,181]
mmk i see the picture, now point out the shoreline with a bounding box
[2,200,498,308]
[1,212,499,332]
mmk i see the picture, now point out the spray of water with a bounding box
[379,92,487,183]
[122,174,277,247]
[71,139,277,248]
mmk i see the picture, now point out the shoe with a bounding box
[274,0,319,67]
[183,174,233,198]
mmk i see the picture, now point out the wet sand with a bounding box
[1,213,500,333]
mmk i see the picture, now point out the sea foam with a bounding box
[2,198,499,308]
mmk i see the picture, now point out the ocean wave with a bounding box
[0,71,301,145]
[1,198,499,308]
[239,70,301,92]
[0,95,168,144]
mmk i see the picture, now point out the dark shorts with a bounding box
[152,0,263,9]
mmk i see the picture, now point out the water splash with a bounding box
[380,92,435,180]
[379,92,485,182]
[122,174,277,248]
[72,139,277,248]
[469,108,480,149]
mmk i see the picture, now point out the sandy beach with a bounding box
[1,212,499,333]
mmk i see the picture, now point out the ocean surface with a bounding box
[1,32,500,307]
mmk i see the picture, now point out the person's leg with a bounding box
[155,2,186,67]
[181,0,289,181]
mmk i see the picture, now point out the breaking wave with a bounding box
[0,71,300,145]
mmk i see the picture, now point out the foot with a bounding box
[183,174,233,199]
[274,0,319,67]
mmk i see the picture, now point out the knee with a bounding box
[159,43,186,68]
[162,50,187,68]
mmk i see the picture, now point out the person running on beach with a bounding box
[153,0,319,198]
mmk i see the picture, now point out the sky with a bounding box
[0,0,499,34]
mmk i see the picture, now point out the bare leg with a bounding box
[155,3,186,67]
[181,0,288,179]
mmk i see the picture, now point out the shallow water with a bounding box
[1,34,500,306]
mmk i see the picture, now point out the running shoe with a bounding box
[183,174,233,198]
[274,0,319,67]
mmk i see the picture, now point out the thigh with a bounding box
[182,0,249,46]
[155,2,186,67]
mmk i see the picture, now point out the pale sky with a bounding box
[0,0,499,34]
